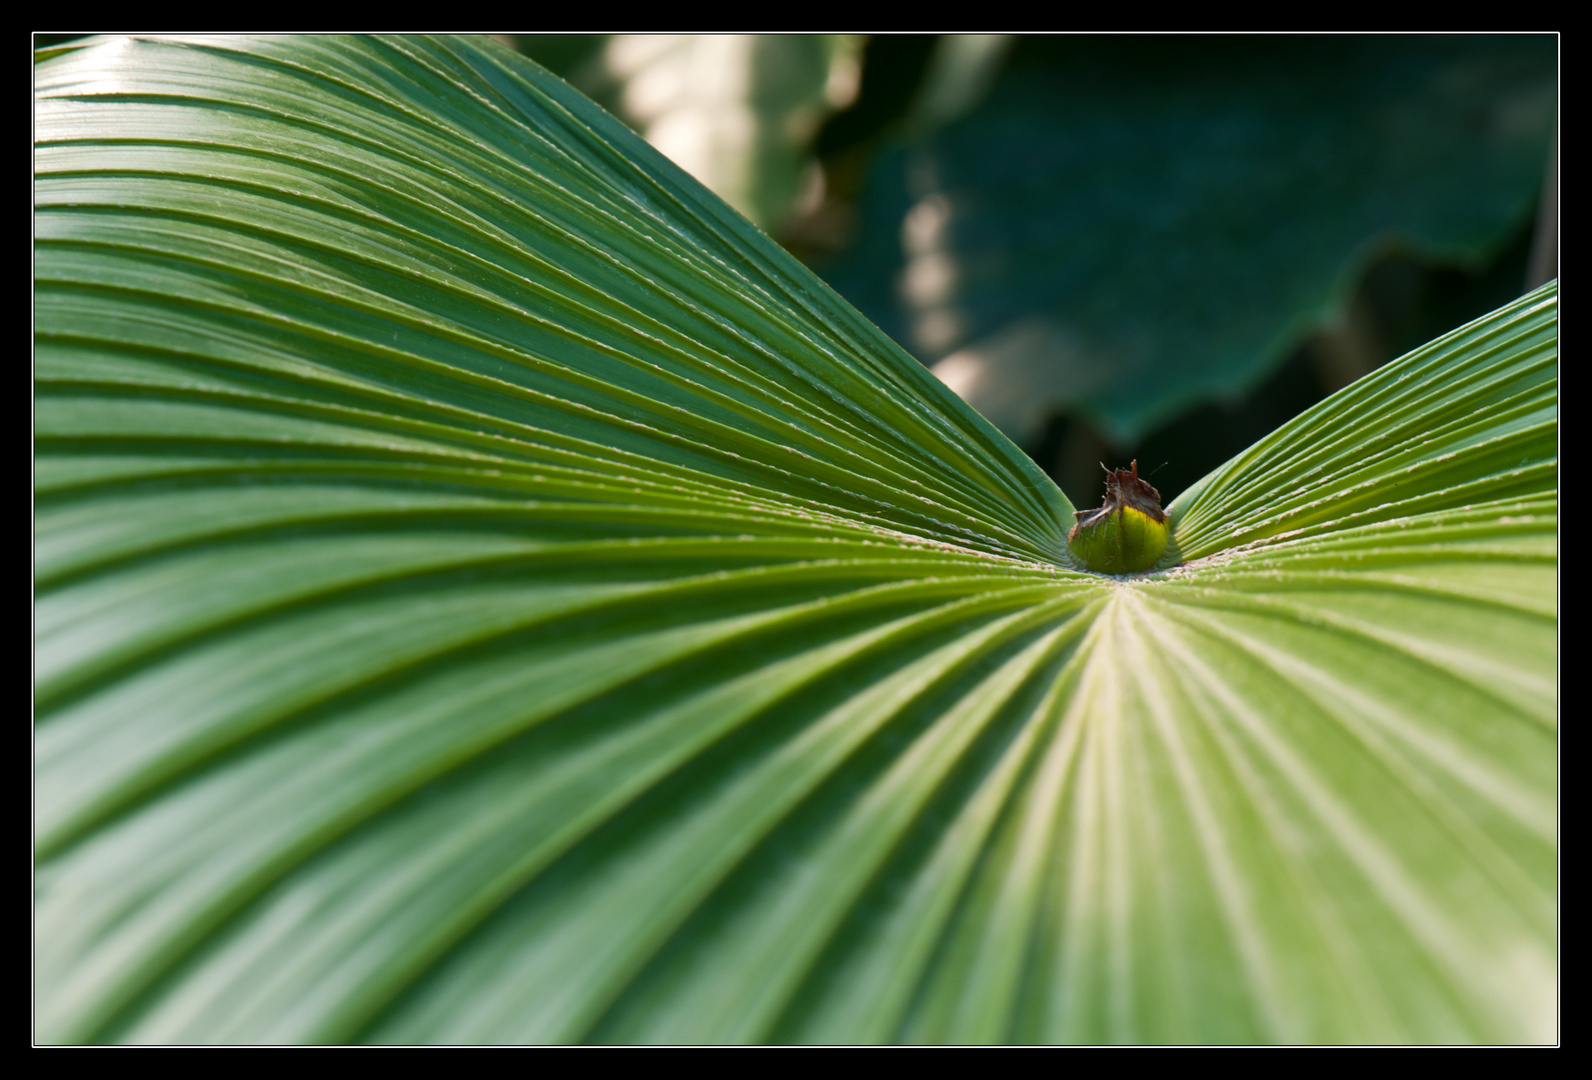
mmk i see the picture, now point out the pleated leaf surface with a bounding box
[34,36,1556,1044]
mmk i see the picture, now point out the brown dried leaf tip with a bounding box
[1068,459,1167,542]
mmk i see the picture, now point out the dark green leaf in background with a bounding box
[817,35,1556,445]
[34,35,1555,1045]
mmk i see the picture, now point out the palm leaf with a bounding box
[34,35,1556,1044]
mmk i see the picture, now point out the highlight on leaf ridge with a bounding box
[34,36,1557,1045]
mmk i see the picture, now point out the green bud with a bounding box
[1067,460,1170,574]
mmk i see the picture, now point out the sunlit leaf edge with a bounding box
[34,36,1556,1045]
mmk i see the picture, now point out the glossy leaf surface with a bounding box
[519,34,863,231]
[34,36,1556,1044]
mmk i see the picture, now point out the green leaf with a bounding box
[818,35,1556,444]
[511,34,864,231]
[34,36,1556,1044]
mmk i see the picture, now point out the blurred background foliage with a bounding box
[503,33,1557,505]
[35,33,1556,505]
